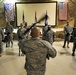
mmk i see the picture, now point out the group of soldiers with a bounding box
[17,20,76,57]
[0,20,76,75]
[42,25,55,45]
[0,21,76,57]
[15,21,55,56]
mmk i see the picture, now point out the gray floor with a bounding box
[0,41,76,75]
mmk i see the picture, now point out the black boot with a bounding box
[63,45,65,48]
[72,53,75,56]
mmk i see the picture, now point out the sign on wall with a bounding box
[15,2,57,27]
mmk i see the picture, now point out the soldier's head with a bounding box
[48,25,51,30]
[24,22,27,28]
[6,22,10,26]
[20,23,24,28]
[31,27,41,38]
[67,20,69,25]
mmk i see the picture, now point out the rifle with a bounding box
[24,14,49,35]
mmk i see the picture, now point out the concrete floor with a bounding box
[0,41,76,75]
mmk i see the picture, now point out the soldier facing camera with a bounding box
[63,21,73,48]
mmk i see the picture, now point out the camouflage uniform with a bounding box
[17,27,25,40]
[17,27,26,56]
[5,23,13,47]
[72,27,76,56]
[0,28,4,56]
[42,26,55,45]
[63,23,73,48]
[42,26,48,40]
[17,25,30,56]
[20,37,57,75]
[46,29,55,45]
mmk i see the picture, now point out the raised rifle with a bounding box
[24,14,49,35]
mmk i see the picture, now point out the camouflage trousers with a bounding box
[6,33,13,47]
[27,70,45,75]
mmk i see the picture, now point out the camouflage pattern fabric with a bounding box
[19,37,57,75]
[45,30,55,45]
[0,28,4,53]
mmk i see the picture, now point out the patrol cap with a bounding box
[31,27,41,38]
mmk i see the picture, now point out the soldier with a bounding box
[42,25,48,40]
[0,28,4,57]
[19,27,57,75]
[63,21,73,48]
[45,26,55,45]
[17,23,25,56]
[5,22,13,47]
[72,27,76,56]
[17,23,28,56]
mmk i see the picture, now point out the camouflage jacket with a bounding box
[0,28,4,41]
[5,25,13,34]
[45,30,55,45]
[20,37,57,71]
[64,25,73,36]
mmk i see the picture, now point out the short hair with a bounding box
[31,27,41,38]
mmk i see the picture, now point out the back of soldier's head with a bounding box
[24,22,27,28]
[48,25,51,30]
[20,23,24,27]
[31,27,41,38]
[6,22,10,26]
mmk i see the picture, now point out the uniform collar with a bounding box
[31,37,40,40]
